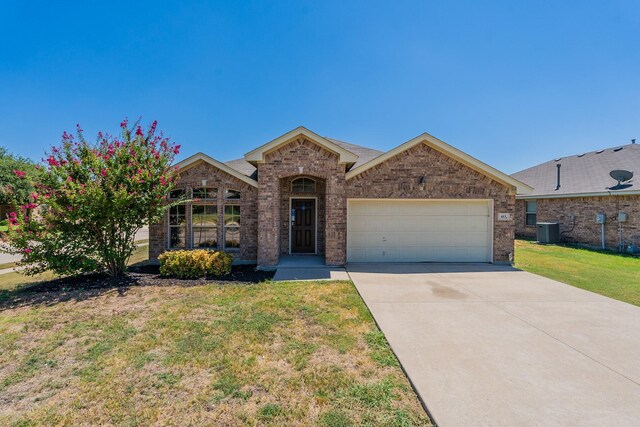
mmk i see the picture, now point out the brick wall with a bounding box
[149,161,258,262]
[346,143,516,262]
[257,137,346,267]
[515,195,640,250]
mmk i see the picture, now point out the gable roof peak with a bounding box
[243,126,359,166]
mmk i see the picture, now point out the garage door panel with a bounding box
[347,200,492,263]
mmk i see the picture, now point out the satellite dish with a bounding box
[608,169,634,190]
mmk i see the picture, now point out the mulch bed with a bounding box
[0,265,275,309]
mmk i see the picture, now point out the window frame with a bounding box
[192,187,218,202]
[291,177,316,193]
[525,200,537,226]
[224,204,241,250]
[191,204,218,249]
[168,204,187,249]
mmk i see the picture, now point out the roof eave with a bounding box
[517,189,640,199]
[175,152,259,188]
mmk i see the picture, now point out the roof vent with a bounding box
[577,153,585,157]
[596,149,604,154]
[632,139,636,144]
[613,147,623,152]
[554,158,561,162]
[608,169,634,190]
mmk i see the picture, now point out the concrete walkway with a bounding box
[272,255,350,281]
[347,263,640,427]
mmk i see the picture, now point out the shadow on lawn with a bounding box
[0,264,275,310]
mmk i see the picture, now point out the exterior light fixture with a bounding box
[201,179,207,186]
[418,175,426,190]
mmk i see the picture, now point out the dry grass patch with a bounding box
[0,279,430,426]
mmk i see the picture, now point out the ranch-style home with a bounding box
[512,141,639,252]
[149,127,532,269]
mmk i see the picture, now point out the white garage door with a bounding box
[347,200,492,263]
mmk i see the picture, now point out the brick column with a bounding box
[257,166,281,268]
[325,168,347,265]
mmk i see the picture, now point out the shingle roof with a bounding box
[224,138,384,179]
[511,143,639,197]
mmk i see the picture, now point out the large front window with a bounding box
[168,204,187,248]
[525,200,537,226]
[224,205,240,249]
[192,205,218,248]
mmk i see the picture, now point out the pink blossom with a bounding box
[21,203,37,211]
[8,217,18,225]
[47,156,60,167]
[136,126,144,136]
[67,176,74,182]
[150,120,157,133]
[173,145,181,155]
[159,177,167,186]
[101,168,108,177]
[120,118,128,128]
[76,124,83,132]
[30,192,39,201]
[12,170,26,178]
[24,248,32,254]
[9,212,17,218]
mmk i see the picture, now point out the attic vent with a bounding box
[554,158,561,162]
[613,147,623,152]
[596,149,604,154]
[577,153,585,157]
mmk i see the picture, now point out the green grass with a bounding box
[515,239,640,306]
[0,277,430,426]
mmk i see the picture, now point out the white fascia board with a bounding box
[244,126,359,164]
[346,132,534,195]
[175,152,258,187]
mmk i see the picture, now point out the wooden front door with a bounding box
[291,199,316,253]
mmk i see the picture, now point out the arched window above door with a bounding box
[291,177,316,193]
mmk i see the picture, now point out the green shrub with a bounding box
[158,249,233,279]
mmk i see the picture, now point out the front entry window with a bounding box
[291,177,316,193]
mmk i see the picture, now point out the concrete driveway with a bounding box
[347,263,640,427]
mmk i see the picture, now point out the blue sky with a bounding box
[1,1,638,173]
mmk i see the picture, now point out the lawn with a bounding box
[515,239,640,306]
[0,274,429,425]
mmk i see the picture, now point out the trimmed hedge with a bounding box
[158,249,233,279]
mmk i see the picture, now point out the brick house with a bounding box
[149,127,532,269]
[512,142,640,252]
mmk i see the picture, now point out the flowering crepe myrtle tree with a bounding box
[0,147,37,209]
[1,119,181,277]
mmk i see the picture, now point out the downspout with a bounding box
[555,164,561,191]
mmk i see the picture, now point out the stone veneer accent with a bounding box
[257,137,346,266]
[149,161,258,262]
[515,195,640,250]
[346,143,516,262]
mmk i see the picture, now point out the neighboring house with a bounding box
[149,127,532,269]
[512,142,640,252]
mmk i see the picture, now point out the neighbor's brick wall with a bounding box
[257,137,347,266]
[515,195,640,250]
[346,143,516,263]
[149,161,258,262]
[279,176,327,256]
